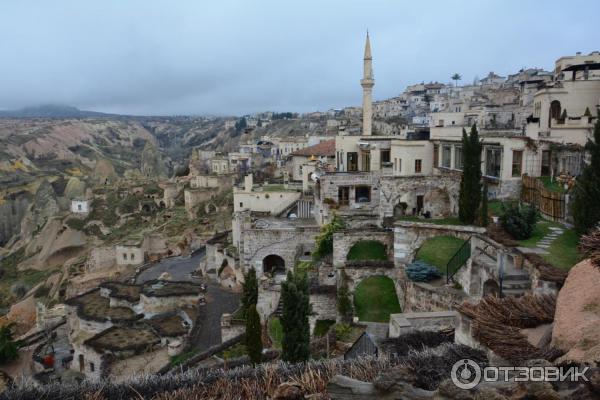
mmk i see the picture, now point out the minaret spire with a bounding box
[361,31,374,136]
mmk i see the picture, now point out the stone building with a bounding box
[70,200,89,214]
[65,280,204,380]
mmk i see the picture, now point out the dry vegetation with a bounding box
[457,293,563,362]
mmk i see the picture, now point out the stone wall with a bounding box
[389,311,457,338]
[309,290,337,333]
[332,229,394,268]
[240,226,319,277]
[379,174,460,220]
[85,247,116,273]
[140,293,202,317]
[401,281,467,313]
[220,314,246,342]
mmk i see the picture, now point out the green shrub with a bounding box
[500,204,538,240]
[65,218,86,231]
[334,323,353,342]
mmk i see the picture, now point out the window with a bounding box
[442,146,452,168]
[123,253,127,260]
[361,152,371,172]
[338,186,350,206]
[415,159,422,173]
[512,150,523,177]
[347,152,358,172]
[394,158,398,171]
[541,150,551,176]
[485,148,502,177]
[398,158,402,172]
[239,202,243,208]
[454,146,463,170]
[130,253,135,260]
[433,144,439,167]
[380,149,390,167]
[355,186,371,203]
[77,204,82,211]
[90,362,95,372]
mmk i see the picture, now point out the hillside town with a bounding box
[1,28,600,400]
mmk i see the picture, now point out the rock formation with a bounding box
[552,259,600,364]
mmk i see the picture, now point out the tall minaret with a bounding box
[360,31,374,136]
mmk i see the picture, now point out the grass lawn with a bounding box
[268,317,283,349]
[346,240,387,261]
[353,276,401,323]
[517,220,561,248]
[396,216,463,225]
[415,235,466,272]
[543,228,581,270]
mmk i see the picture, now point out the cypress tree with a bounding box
[572,112,600,234]
[480,183,488,227]
[241,267,258,318]
[245,304,262,365]
[281,271,310,363]
[459,124,482,224]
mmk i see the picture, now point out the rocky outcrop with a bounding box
[19,180,60,243]
[63,176,86,199]
[0,194,31,246]
[552,259,600,364]
[93,159,118,185]
[140,142,167,179]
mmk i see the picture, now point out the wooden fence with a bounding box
[520,175,566,221]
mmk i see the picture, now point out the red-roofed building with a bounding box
[288,139,336,181]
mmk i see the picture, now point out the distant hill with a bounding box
[0,104,117,118]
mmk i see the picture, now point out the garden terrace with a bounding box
[146,313,189,337]
[141,280,205,298]
[100,282,142,302]
[84,325,161,353]
[65,289,141,323]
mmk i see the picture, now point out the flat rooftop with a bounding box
[66,289,140,323]
[100,282,142,302]
[147,313,189,337]
[85,325,160,353]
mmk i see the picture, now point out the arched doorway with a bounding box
[263,254,286,276]
[483,279,500,297]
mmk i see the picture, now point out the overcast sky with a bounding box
[1,1,599,116]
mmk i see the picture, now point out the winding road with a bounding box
[136,248,240,351]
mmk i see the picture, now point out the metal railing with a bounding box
[446,236,472,283]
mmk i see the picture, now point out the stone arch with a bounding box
[393,199,409,218]
[263,254,286,276]
[205,202,218,215]
[346,240,388,261]
[483,279,500,297]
